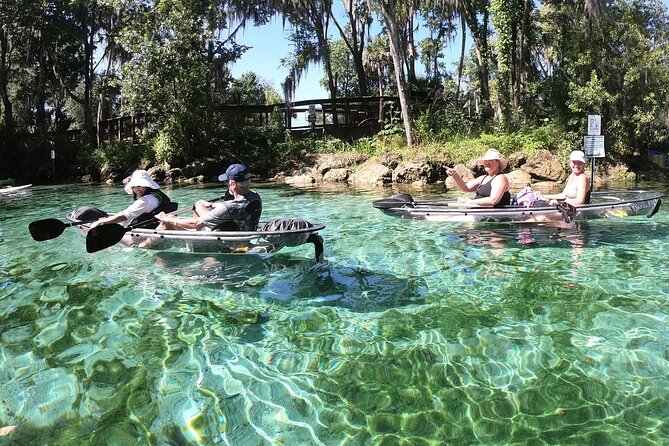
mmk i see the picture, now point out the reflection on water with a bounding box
[0,183,668,445]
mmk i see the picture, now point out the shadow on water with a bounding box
[257,260,428,312]
[151,251,428,313]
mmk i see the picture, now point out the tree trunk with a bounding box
[461,4,492,118]
[335,1,369,96]
[406,4,416,85]
[455,16,466,103]
[0,26,15,135]
[82,0,97,146]
[97,44,114,147]
[380,3,414,146]
[35,46,48,135]
[519,0,533,116]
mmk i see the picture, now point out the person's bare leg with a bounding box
[137,222,174,248]
[194,202,210,217]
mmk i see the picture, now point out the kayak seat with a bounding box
[262,217,314,232]
[262,217,316,249]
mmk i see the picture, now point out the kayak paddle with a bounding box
[556,202,577,223]
[85,196,225,253]
[29,218,95,241]
[372,193,468,209]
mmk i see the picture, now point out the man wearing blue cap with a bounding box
[151,163,262,233]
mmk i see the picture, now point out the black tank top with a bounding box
[475,174,511,208]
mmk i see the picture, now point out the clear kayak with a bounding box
[126,220,325,259]
[372,190,663,223]
[66,213,326,260]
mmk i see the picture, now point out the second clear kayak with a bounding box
[372,190,663,223]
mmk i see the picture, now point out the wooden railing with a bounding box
[94,96,400,145]
[97,113,148,145]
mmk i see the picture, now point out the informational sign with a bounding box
[50,149,56,159]
[587,115,601,136]
[584,136,605,158]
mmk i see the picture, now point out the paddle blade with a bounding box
[29,219,67,241]
[372,193,416,209]
[86,224,128,253]
[557,202,577,223]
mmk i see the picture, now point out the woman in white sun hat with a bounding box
[543,150,590,206]
[445,148,511,207]
[90,169,176,231]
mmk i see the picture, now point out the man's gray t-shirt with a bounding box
[201,191,262,231]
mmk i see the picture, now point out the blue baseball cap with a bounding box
[218,164,251,182]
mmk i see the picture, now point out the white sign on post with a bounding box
[50,149,56,159]
[587,115,601,136]
[584,136,605,158]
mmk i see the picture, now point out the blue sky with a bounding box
[229,17,334,101]
[229,15,464,101]
[231,2,669,102]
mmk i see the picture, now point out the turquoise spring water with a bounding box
[1,182,668,445]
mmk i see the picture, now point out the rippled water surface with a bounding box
[1,182,668,445]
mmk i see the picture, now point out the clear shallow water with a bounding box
[1,182,668,445]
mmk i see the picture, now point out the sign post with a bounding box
[50,148,56,183]
[585,115,603,191]
[307,104,316,131]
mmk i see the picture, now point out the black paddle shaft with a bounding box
[29,218,92,241]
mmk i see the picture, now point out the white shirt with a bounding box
[120,194,160,226]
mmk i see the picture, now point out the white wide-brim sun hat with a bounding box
[124,170,160,194]
[569,150,587,164]
[477,148,508,171]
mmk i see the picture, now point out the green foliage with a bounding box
[151,125,181,167]
[4,0,669,184]
[325,39,360,97]
[377,103,404,137]
[350,137,377,156]
[413,99,482,143]
[229,72,272,105]
[422,125,566,165]
[566,72,614,121]
[94,141,150,170]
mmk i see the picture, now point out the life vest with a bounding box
[130,189,177,228]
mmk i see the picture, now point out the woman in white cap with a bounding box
[543,150,590,206]
[445,148,511,207]
[90,169,175,230]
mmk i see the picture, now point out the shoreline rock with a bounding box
[89,150,667,190]
[279,151,653,191]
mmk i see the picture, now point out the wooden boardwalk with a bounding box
[95,96,400,145]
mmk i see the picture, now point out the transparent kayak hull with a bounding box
[68,215,325,258]
[373,190,663,223]
[125,223,325,256]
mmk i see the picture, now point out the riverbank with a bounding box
[203,150,668,192]
[84,145,669,194]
